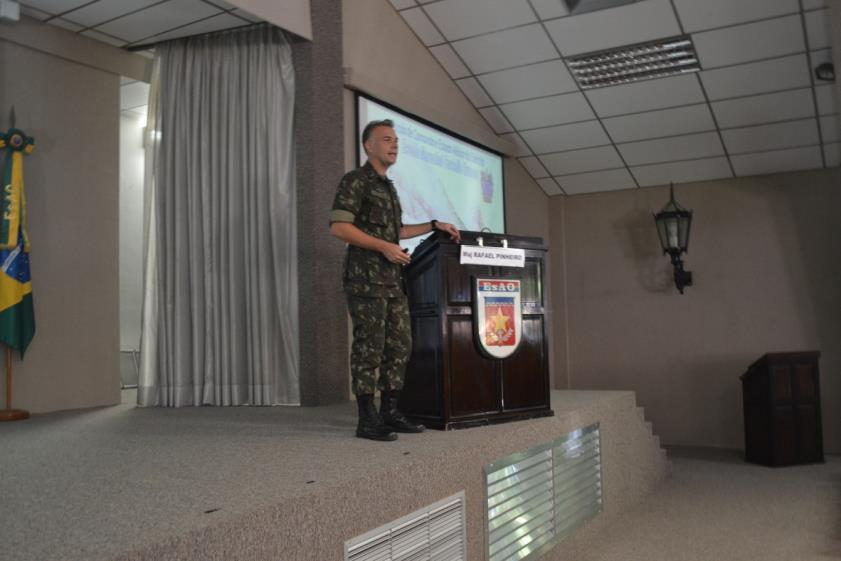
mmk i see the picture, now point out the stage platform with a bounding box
[0,390,669,561]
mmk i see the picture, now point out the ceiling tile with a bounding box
[722,118,819,154]
[824,142,840,167]
[399,7,445,45]
[423,0,537,41]
[520,120,610,154]
[731,146,823,176]
[499,93,594,130]
[230,9,260,23]
[203,0,236,8]
[693,15,804,69]
[556,168,637,195]
[544,0,680,56]
[139,12,244,44]
[820,115,840,143]
[602,104,715,143]
[672,0,798,33]
[479,107,514,134]
[815,84,838,115]
[429,44,470,78]
[803,0,827,8]
[519,156,550,178]
[498,132,532,156]
[20,4,51,20]
[477,60,576,104]
[50,17,84,32]
[618,132,724,166]
[96,0,222,43]
[121,81,150,110]
[455,77,494,107]
[632,157,733,186]
[539,145,624,175]
[586,74,705,118]
[537,178,564,196]
[19,0,89,15]
[805,9,831,50]
[452,24,558,74]
[63,0,162,28]
[81,29,128,47]
[389,0,417,8]
[712,88,816,128]
[700,54,811,101]
[530,0,570,20]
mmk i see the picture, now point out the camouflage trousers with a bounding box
[346,294,412,395]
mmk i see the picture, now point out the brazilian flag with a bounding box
[0,128,35,356]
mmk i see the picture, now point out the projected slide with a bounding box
[358,95,505,253]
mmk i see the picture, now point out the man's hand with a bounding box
[434,221,461,243]
[382,243,411,265]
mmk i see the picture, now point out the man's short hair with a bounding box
[361,119,395,147]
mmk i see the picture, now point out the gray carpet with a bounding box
[6,391,832,561]
[2,389,663,561]
[574,446,841,561]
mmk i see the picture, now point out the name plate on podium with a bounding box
[460,245,525,267]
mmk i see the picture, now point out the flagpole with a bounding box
[0,345,29,421]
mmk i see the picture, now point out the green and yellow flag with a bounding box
[0,128,35,356]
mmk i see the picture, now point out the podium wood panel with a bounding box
[448,317,499,417]
[502,316,548,411]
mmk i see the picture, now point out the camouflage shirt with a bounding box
[330,161,404,298]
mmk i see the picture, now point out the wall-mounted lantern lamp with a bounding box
[654,183,693,294]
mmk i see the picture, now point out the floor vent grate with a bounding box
[345,491,466,561]
[485,424,602,561]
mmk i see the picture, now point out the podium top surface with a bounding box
[742,350,821,379]
[410,230,546,261]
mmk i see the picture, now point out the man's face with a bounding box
[365,126,399,168]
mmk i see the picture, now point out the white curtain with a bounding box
[139,26,299,406]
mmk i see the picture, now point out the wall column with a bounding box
[294,1,349,405]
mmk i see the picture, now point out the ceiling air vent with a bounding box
[564,0,640,15]
[567,35,701,89]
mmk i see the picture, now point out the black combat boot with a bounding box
[380,390,425,433]
[356,394,398,441]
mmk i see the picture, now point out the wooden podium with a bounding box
[399,230,553,430]
[741,351,824,466]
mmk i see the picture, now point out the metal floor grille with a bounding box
[485,424,602,561]
[345,492,466,561]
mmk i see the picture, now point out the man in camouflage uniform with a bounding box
[330,119,460,441]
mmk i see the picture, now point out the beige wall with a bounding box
[341,0,548,241]
[228,0,312,40]
[341,0,558,387]
[342,0,512,156]
[0,27,134,412]
[553,168,841,451]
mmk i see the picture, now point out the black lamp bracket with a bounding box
[668,251,693,294]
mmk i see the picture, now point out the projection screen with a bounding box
[356,94,505,254]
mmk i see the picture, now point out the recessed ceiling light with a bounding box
[567,35,701,89]
[815,62,835,82]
